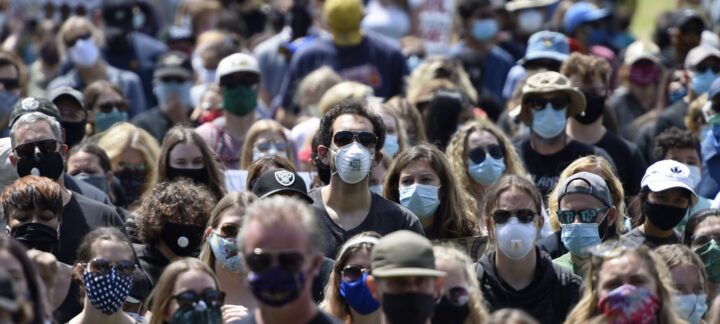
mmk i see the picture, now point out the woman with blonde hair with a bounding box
[405,56,478,108]
[383,144,477,239]
[238,120,295,169]
[655,244,709,324]
[97,122,160,207]
[432,244,488,324]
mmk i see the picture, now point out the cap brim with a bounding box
[646,181,698,203]
[625,54,660,66]
[586,8,611,22]
[519,52,569,65]
[154,68,192,80]
[216,68,261,83]
[372,268,447,278]
[260,189,314,204]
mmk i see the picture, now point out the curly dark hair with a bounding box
[653,126,701,161]
[317,98,386,151]
[135,179,216,244]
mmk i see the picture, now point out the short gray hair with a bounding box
[238,196,322,256]
[9,112,62,149]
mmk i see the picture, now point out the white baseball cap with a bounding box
[215,53,260,83]
[641,160,697,204]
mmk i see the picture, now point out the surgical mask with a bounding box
[69,38,100,67]
[369,184,383,195]
[532,104,567,139]
[597,284,659,324]
[381,292,436,324]
[471,19,498,42]
[560,223,602,257]
[10,222,58,253]
[83,267,133,315]
[332,142,373,184]
[339,272,380,315]
[687,165,701,188]
[160,223,204,257]
[468,156,505,185]
[399,183,441,219]
[695,239,720,283]
[691,70,719,95]
[16,152,64,180]
[154,81,193,108]
[252,145,289,162]
[494,217,537,260]
[222,84,257,117]
[643,201,687,231]
[517,10,544,34]
[74,172,108,193]
[248,266,305,307]
[95,108,128,132]
[169,301,222,324]
[384,134,400,157]
[675,293,707,324]
[208,231,243,273]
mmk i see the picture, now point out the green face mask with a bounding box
[222,84,257,117]
[695,239,720,283]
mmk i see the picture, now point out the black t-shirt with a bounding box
[595,131,646,196]
[622,227,681,249]
[131,107,172,143]
[240,309,343,324]
[57,193,125,264]
[309,189,424,258]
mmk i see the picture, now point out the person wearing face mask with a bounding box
[503,0,556,65]
[698,80,720,199]
[237,196,342,324]
[514,71,614,195]
[452,0,514,104]
[683,209,720,302]
[655,244,710,324]
[133,52,194,143]
[133,180,216,287]
[364,230,446,324]
[432,245,489,324]
[622,160,698,248]
[563,53,647,199]
[383,144,478,239]
[0,51,24,137]
[67,143,132,215]
[239,120,295,170]
[664,9,707,70]
[48,86,87,148]
[562,2,613,53]
[313,99,424,258]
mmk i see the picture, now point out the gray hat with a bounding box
[558,172,613,207]
[48,86,85,111]
[371,230,446,278]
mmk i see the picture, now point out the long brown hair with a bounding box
[148,258,219,324]
[199,192,257,271]
[481,175,544,242]
[0,235,50,324]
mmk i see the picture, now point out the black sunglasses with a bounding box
[341,265,369,283]
[0,78,19,91]
[333,131,378,148]
[244,248,305,273]
[695,63,720,74]
[217,224,240,238]
[523,60,562,72]
[14,139,59,159]
[443,286,470,306]
[557,207,609,224]
[84,258,136,276]
[66,32,92,47]
[172,290,225,309]
[468,144,504,164]
[160,76,188,84]
[691,232,720,248]
[220,74,259,89]
[526,95,570,110]
[97,100,128,113]
[491,209,537,224]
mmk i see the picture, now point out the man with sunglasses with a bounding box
[551,172,617,276]
[313,100,423,258]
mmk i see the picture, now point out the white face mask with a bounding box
[517,9,544,34]
[69,38,100,67]
[332,142,373,184]
[494,217,537,260]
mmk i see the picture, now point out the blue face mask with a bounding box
[675,294,707,324]
[95,108,128,132]
[369,184,383,195]
[471,19,498,42]
[384,134,400,157]
[691,70,720,95]
[154,81,194,108]
[668,87,687,104]
[560,223,602,257]
[399,183,440,219]
[468,156,505,185]
[532,104,567,139]
[339,272,380,315]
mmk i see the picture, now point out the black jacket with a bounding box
[475,247,582,324]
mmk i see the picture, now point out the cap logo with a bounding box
[275,170,295,186]
[165,55,184,66]
[21,98,39,110]
[670,166,683,174]
[543,38,553,48]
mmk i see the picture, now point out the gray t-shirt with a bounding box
[622,227,681,249]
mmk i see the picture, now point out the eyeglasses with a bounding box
[66,32,92,47]
[244,248,305,273]
[468,144,504,164]
[14,139,59,159]
[443,286,470,306]
[332,131,378,149]
[97,100,128,113]
[172,290,225,309]
[557,207,609,224]
[160,76,189,84]
[217,224,240,238]
[84,258,136,276]
[341,265,369,282]
[491,209,537,224]
[525,95,570,110]
[219,74,259,89]
[695,63,720,74]
[0,78,19,91]
[691,232,720,247]
[254,141,289,152]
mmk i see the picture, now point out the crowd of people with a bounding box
[1,0,720,323]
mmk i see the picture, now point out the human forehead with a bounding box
[91,239,132,262]
[332,114,374,133]
[496,188,536,211]
[435,259,466,288]
[694,217,720,236]
[170,143,202,158]
[400,159,436,176]
[68,151,103,171]
[13,120,58,145]
[173,269,217,295]
[467,129,499,149]
[599,254,652,280]
[559,192,605,209]
[242,219,309,252]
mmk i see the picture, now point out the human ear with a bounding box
[366,275,380,301]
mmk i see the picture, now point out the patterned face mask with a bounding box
[597,284,659,324]
[83,267,133,315]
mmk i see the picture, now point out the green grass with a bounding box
[630,0,675,41]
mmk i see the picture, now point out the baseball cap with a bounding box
[9,97,61,128]
[519,71,586,126]
[323,0,364,46]
[371,230,446,278]
[558,172,613,207]
[48,86,85,110]
[685,45,720,70]
[623,40,661,66]
[251,169,313,204]
[672,9,705,30]
[0,269,21,312]
[519,31,569,66]
[216,53,260,83]
[154,51,193,80]
[641,160,698,204]
[563,2,610,35]
[709,77,720,100]
[505,0,557,11]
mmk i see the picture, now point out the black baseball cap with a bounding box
[9,97,61,128]
[48,86,85,111]
[672,9,706,31]
[251,169,313,203]
[154,51,193,80]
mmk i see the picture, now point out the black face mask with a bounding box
[644,200,687,231]
[74,172,108,194]
[115,167,146,205]
[62,120,86,148]
[16,152,64,180]
[431,296,470,324]
[11,222,58,253]
[382,292,436,324]
[40,41,60,66]
[160,223,204,257]
[166,166,210,186]
[574,91,606,125]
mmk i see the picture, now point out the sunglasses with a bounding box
[523,60,561,72]
[220,74,259,89]
[691,232,720,248]
[557,207,609,224]
[332,131,378,149]
[244,248,305,273]
[160,76,188,84]
[84,258,136,276]
[695,63,720,74]
[255,141,289,152]
[443,286,470,306]
[0,78,19,91]
[172,290,225,309]
[468,144,504,164]
[14,139,59,159]
[66,32,92,47]
[526,96,570,110]
[217,224,240,238]
[491,209,537,224]
[341,265,369,283]
[97,100,128,113]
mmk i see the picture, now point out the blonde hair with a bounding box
[148,258,219,324]
[295,67,343,115]
[406,56,478,106]
[57,16,105,55]
[654,244,708,294]
[318,81,374,116]
[685,94,707,136]
[97,122,161,198]
[239,120,294,169]
[546,155,627,236]
[199,192,257,271]
[433,244,488,324]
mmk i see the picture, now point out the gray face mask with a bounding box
[74,172,108,193]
